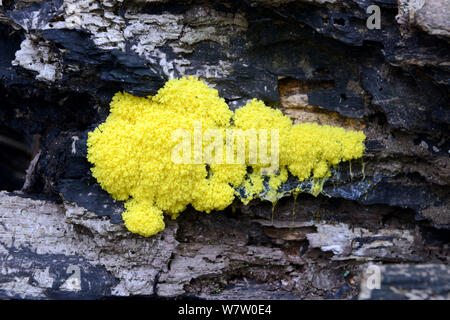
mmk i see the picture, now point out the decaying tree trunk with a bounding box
[0,0,449,299]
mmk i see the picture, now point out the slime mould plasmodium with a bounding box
[87,77,366,237]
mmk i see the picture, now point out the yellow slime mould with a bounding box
[87,76,366,237]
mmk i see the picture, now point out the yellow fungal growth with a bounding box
[87,76,366,237]
[122,200,165,237]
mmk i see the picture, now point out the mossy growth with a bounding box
[87,77,366,237]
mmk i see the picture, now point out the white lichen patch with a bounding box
[124,6,247,79]
[12,35,62,82]
[10,1,249,81]
[145,48,191,79]
[61,1,248,55]
[63,0,127,51]
[124,13,184,53]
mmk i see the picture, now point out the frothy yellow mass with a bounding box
[87,77,366,237]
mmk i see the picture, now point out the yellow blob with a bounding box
[122,200,165,237]
[87,77,366,237]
